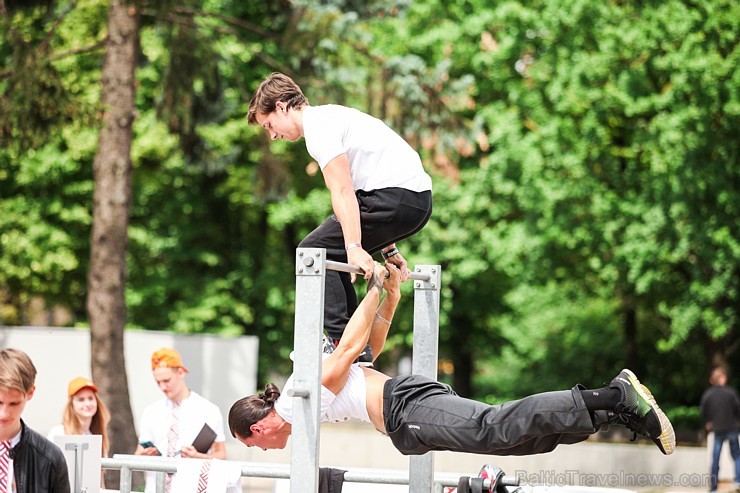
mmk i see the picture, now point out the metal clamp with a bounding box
[413,265,440,290]
[296,249,324,276]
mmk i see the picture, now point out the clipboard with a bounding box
[192,423,217,454]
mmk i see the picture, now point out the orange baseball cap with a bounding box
[68,377,99,398]
[151,347,189,373]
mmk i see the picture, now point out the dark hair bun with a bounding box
[260,383,281,404]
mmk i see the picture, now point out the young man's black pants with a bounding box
[298,187,432,342]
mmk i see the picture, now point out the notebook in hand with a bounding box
[192,423,217,454]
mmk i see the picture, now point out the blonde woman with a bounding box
[48,376,110,457]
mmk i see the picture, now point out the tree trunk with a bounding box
[449,312,473,398]
[86,0,138,486]
[623,300,639,375]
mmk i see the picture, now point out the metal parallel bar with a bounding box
[325,259,432,282]
[409,265,442,493]
[291,248,326,493]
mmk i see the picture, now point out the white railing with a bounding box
[100,455,513,493]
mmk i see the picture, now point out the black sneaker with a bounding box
[331,339,374,367]
[608,368,675,455]
[357,344,374,367]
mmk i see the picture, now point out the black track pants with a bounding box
[382,375,597,456]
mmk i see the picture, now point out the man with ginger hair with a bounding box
[135,347,226,493]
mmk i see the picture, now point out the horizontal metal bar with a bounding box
[325,260,432,282]
[101,456,514,488]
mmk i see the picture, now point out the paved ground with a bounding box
[642,482,735,493]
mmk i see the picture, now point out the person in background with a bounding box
[247,72,433,366]
[48,377,110,458]
[701,366,740,491]
[135,347,227,493]
[0,348,70,493]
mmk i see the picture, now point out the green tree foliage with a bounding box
[462,0,738,405]
[0,1,104,322]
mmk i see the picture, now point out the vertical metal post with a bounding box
[118,465,132,493]
[154,472,167,493]
[155,471,165,492]
[290,247,326,493]
[409,265,441,493]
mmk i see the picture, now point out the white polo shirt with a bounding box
[302,104,432,193]
[138,391,226,493]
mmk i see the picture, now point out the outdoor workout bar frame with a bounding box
[98,248,446,493]
[292,247,441,492]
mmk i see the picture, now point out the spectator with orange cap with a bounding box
[48,377,111,457]
[134,347,226,493]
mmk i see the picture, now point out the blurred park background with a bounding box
[0,0,738,466]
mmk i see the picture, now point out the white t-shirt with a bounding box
[302,105,432,193]
[46,424,69,442]
[274,362,370,424]
[138,391,226,493]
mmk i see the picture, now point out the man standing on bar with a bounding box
[247,72,433,366]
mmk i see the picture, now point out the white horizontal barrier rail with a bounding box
[100,455,517,492]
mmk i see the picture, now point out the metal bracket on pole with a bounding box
[412,265,440,291]
[291,247,326,493]
[410,264,441,493]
